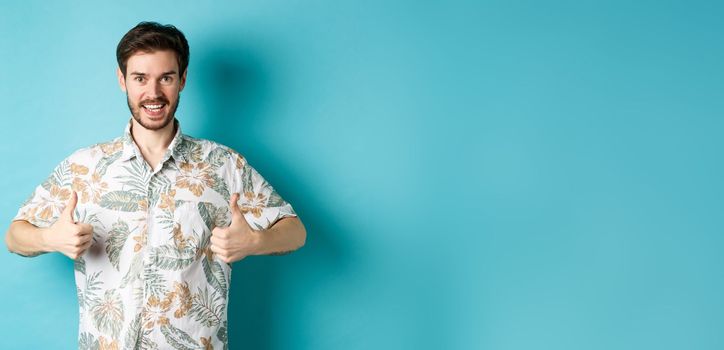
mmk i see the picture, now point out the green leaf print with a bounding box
[76,285,83,309]
[106,220,132,271]
[190,286,223,327]
[74,256,86,275]
[197,201,215,231]
[124,312,159,350]
[209,173,230,199]
[177,138,203,162]
[124,313,142,349]
[241,163,254,194]
[143,264,167,298]
[90,289,124,338]
[41,159,72,191]
[78,332,99,350]
[160,323,200,350]
[83,271,103,309]
[95,150,122,177]
[148,172,171,207]
[197,201,229,231]
[267,189,287,207]
[100,191,144,212]
[206,146,229,170]
[217,321,228,350]
[121,253,143,288]
[157,202,177,231]
[202,257,228,299]
[119,159,150,194]
[153,244,197,271]
[76,209,105,230]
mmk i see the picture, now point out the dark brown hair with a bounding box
[116,21,189,76]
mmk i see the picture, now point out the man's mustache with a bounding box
[139,98,169,105]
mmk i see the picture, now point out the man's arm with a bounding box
[210,193,306,263]
[251,216,306,256]
[5,220,51,257]
[6,192,93,259]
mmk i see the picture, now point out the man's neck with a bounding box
[129,117,176,156]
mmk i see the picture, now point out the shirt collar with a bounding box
[119,118,189,166]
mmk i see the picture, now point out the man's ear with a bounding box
[116,67,127,93]
[179,69,187,92]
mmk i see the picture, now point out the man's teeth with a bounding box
[144,104,164,110]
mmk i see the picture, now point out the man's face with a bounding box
[117,50,187,131]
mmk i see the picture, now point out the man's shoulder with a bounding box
[181,135,247,166]
[63,136,126,165]
[182,134,234,154]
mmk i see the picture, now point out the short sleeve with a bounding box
[229,153,297,230]
[13,157,74,228]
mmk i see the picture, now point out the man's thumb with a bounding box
[229,193,242,219]
[63,191,78,222]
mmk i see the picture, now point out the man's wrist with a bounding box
[248,229,263,256]
[38,227,53,253]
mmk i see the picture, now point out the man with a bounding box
[5,22,306,349]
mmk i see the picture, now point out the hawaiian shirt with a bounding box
[13,118,296,349]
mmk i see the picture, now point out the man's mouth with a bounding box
[142,103,167,116]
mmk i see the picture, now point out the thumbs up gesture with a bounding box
[210,193,260,264]
[44,191,94,260]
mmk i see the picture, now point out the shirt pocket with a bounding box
[78,201,139,267]
[172,198,232,269]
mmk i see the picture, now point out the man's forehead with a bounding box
[126,50,180,73]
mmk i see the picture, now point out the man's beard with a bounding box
[126,94,180,131]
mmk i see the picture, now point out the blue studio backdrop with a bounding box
[1,1,723,349]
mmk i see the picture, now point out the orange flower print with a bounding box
[230,151,245,170]
[142,282,192,329]
[172,223,189,250]
[132,227,147,252]
[72,172,109,204]
[70,163,89,175]
[143,294,172,329]
[37,185,72,220]
[240,191,267,218]
[138,198,148,212]
[176,161,215,197]
[100,141,123,155]
[159,189,177,212]
[72,177,87,196]
[200,246,214,261]
[171,282,193,319]
[200,336,214,350]
[98,336,119,350]
[19,206,39,223]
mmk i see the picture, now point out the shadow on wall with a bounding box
[195,40,348,349]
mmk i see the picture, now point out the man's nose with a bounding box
[146,80,162,99]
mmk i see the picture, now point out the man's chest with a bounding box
[73,158,233,254]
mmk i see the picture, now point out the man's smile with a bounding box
[141,102,167,116]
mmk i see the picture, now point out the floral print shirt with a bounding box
[13,118,296,350]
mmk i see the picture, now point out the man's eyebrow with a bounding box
[128,71,177,76]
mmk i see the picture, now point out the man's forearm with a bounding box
[251,217,306,256]
[5,220,50,257]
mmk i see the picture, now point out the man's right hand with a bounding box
[44,191,94,260]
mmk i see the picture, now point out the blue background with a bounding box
[1,1,723,349]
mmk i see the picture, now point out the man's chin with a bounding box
[133,112,174,131]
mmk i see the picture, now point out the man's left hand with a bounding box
[209,193,259,264]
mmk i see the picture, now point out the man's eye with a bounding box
[162,76,172,82]
[134,77,144,82]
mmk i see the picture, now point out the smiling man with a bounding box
[4,22,306,349]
